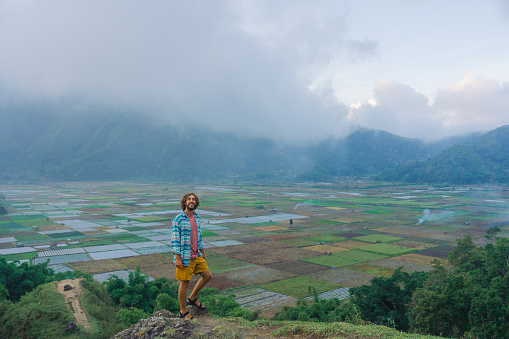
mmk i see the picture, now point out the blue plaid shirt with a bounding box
[170,211,204,266]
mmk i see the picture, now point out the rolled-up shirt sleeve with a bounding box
[170,218,182,257]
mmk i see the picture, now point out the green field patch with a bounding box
[0,227,9,234]
[201,230,218,237]
[313,219,343,225]
[15,234,50,242]
[352,235,403,243]
[206,254,254,273]
[260,276,341,298]
[2,251,38,262]
[130,216,171,223]
[251,222,280,226]
[16,219,54,227]
[9,214,46,220]
[301,255,358,268]
[46,231,84,239]
[361,209,393,214]
[1,223,32,232]
[357,243,415,256]
[334,249,389,262]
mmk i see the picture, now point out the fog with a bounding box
[1,1,509,142]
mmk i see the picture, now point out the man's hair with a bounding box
[181,192,200,211]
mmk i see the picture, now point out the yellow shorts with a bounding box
[176,256,210,281]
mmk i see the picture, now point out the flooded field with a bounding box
[1,181,508,312]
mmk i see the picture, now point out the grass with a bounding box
[15,234,50,242]
[352,234,403,243]
[1,251,38,262]
[46,231,84,239]
[349,263,395,276]
[260,276,341,298]
[334,249,389,262]
[313,219,344,225]
[201,229,219,237]
[259,319,445,339]
[206,253,254,273]
[357,243,416,256]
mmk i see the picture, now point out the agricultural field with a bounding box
[1,181,508,312]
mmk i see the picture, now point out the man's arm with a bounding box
[170,216,183,268]
[200,249,206,261]
[174,253,184,269]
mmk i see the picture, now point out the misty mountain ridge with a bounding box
[0,105,506,184]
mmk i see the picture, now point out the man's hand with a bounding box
[201,249,206,261]
[175,256,184,269]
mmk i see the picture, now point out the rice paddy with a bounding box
[1,180,507,312]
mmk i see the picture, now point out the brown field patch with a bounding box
[370,258,434,273]
[221,265,296,285]
[260,233,298,240]
[325,207,347,210]
[264,260,330,275]
[37,224,69,231]
[392,253,437,266]
[332,232,364,238]
[304,244,349,253]
[329,240,368,249]
[252,225,289,232]
[392,240,438,250]
[228,246,321,265]
[314,268,375,287]
[81,230,108,236]
[187,275,245,291]
[67,259,127,274]
[207,240,291,256]
[349,263,395,277]
[116,253,175,278]
[331,217,360,222]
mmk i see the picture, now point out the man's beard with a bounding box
[187,203,196,210]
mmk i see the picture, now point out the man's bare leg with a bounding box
[188,270,212,306]
[178,280,193,318]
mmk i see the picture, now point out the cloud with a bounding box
[0,0,354,143]
[348,73,509,140]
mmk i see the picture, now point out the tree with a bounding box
[408,235,509,337]
[350,268,427,331]
[0,205,7,215]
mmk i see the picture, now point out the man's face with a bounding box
[186,195,197,211]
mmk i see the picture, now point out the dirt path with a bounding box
[56,278,91,329]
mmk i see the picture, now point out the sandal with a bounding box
[187,297,206,310]
[178,311,195,320]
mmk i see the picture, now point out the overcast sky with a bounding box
[1,0,508,142]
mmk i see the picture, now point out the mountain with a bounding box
[297,128,434,181]
[0,101,504,184]
[379,125,509,184]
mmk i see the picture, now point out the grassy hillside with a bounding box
[0,279,125,339]
[0,278,447,339]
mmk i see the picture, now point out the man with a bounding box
[170,192,212,320]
